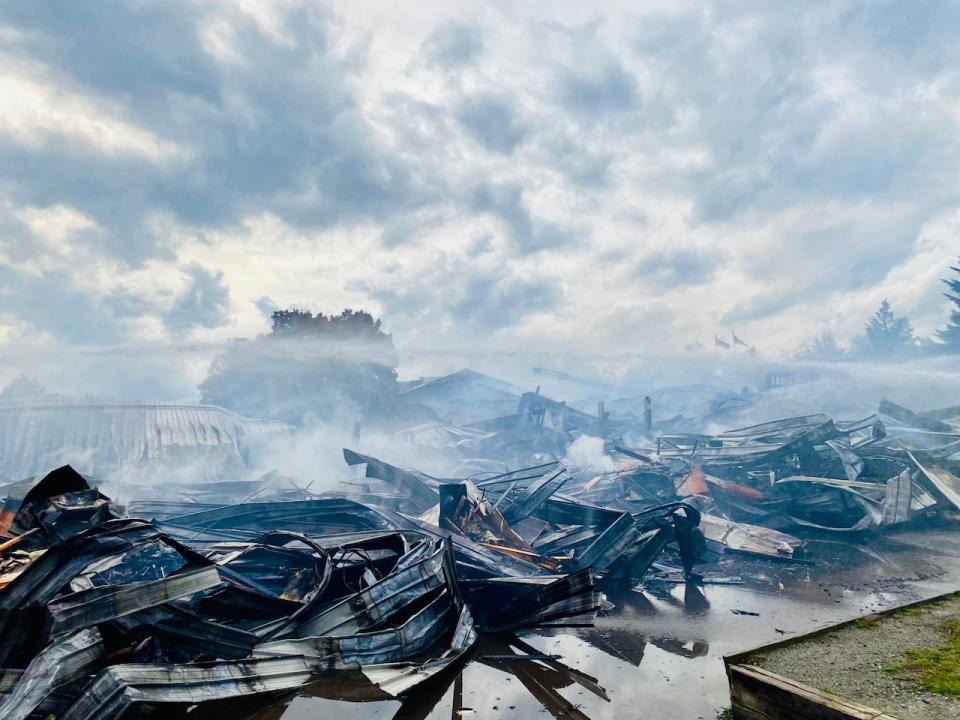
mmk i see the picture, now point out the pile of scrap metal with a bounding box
[559,451,807,562]
[345,399,960,567]
[342,450,706,594]
[360,402,960,564]
[340,449,804,566]
[392,371,759,473]
[601,401,960,539]
[0,466,625,719]
[394,372,635,473]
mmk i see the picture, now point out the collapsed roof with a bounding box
[0,395,290,482]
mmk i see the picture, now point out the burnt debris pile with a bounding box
[650,401,960,535]
[335,397,960,561]
[1,390,959,717]
[0,461,696,718]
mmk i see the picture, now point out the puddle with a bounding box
[176,527,960,720]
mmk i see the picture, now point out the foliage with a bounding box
[935,258,960,353]
[888,620,960,697]
[855,299,916,358]
[268,308,393,346]
[199,308,398,426]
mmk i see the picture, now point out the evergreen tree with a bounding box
[936,258,960,352]
[860,299,915,357]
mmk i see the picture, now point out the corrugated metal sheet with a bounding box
[394,421,495,450]
[0,396,289,481]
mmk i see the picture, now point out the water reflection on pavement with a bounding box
[182,527,960,720]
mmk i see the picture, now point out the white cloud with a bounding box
[0,0,958,388]
[0,65,188,161]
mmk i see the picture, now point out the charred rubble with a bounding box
[0,391,959,717]
[0,460,701,719]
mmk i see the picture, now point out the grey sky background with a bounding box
[0,1,958,395]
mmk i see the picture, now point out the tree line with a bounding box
[794,257,960,361]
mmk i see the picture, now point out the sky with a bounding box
[0,1,958,397]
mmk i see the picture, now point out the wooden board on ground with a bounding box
[729,664,900,720]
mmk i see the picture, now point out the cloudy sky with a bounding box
[0,1,958,391]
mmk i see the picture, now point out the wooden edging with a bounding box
[728,665,900,720]
[723,588,960,720]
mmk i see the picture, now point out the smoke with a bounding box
[99,451,243,504]
[3,338,960,503]
[246,421,357,493]
[562,435,615,473]
[240,418,479,497]
[694,356,960,435]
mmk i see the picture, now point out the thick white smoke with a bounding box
[562,435,615,473]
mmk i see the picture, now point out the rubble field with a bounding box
[1,382,959,718]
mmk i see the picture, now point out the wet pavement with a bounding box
[189,524,960,720]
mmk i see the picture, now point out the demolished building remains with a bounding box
[1,368,959,717]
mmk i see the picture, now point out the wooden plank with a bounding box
[729,665,901,720]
